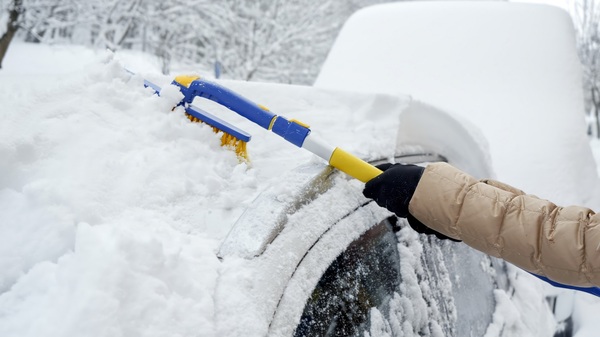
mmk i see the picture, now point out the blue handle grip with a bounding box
[172,77,312,148]
[174,78,277,130]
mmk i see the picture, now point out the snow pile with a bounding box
[0,53,250,336]
[0,43,406,337]
[364,225,557,337]
[483,267,557,337]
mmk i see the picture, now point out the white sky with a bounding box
[511,0,570,11]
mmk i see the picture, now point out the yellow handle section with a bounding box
[329,148,383,183]
[174,75,200,88]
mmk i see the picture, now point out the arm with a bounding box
[409,162,600,288]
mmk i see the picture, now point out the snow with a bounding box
[0,45,240,337]
[482,266,558,337]
[3,4,600,333]
[0,42,404,337]
[315,3,600,332]
[315,1,600,208]
[266,193,391,336]
[396,99,494,179]
[383,228,446,337]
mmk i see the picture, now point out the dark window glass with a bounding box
[294,218,400,337]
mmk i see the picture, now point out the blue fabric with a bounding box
[532,274,600,297]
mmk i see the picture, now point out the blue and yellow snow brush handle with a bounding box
[172,75,382,183]
[327,148,383,183]
[173,75,276,130]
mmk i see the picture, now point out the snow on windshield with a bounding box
[0,43,405,337]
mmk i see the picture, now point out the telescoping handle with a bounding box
[172,75,383,183]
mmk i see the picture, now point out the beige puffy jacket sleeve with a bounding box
[408,162,600,288]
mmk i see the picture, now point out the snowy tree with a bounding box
[572,0,600,137]
[16,0,82,44]
[137,1,226,75]
[87,1,144,50]
[199,0,400,83]
[0,0,22,68]
[201,0,347,83]
[1,0,404,80]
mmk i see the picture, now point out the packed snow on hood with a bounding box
[0,42,406,337]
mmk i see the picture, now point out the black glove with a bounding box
[363,163,460,242]
[363,163,424,218]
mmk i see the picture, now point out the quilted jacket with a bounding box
[409,162,600,287]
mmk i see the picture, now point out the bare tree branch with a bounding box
[0,0,22,69]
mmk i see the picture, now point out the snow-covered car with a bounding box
[213,1,599,336]
[311,1,600,336]
[1,2,596,337]
[315,1,599,206]
[211,83,550,337]
[1,67,551,337]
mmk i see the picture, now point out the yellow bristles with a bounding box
[187,114,201,123]
[186,112,249,162]
[220,132,249,161]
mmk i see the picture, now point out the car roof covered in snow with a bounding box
[315,1,600,207]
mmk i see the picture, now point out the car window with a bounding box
[294,217,400,337]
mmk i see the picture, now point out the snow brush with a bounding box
[161,75,383,183]
[144,76,251,161]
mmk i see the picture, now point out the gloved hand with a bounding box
[363,163,424,218]
[363,163,460,242]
